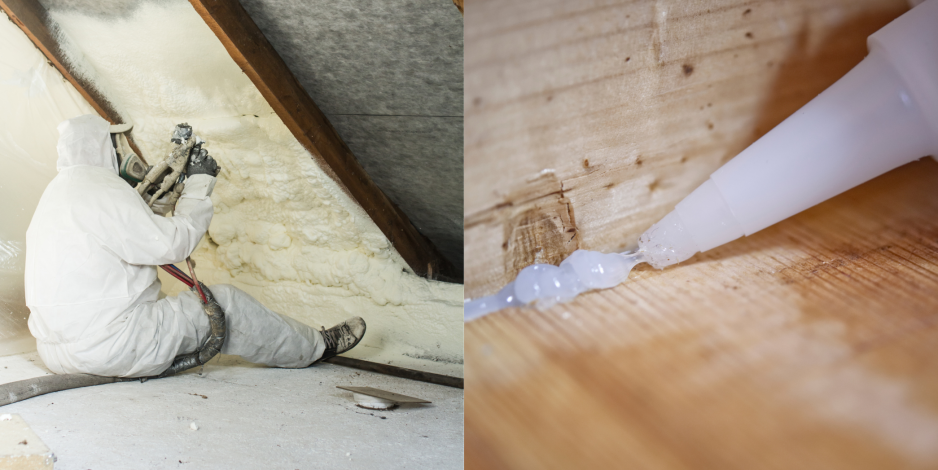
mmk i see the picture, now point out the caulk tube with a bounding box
[639,0,938,269]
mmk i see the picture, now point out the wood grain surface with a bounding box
[467,159,938,469]
[464,0,910,298]
[465,0,938,468]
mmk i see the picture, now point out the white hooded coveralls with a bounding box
[25,115,325,377]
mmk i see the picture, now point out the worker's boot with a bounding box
[315,317,367,363]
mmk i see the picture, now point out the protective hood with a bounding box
[56,114,118,173]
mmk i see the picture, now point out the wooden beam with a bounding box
[0,0,146,162]
[189,0,457,281]
[326,356,464,389]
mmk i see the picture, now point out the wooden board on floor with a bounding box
[464,0,910,298]
[466,159,938,469]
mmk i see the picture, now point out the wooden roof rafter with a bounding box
[189,0,458,281]
[0,0,146,161]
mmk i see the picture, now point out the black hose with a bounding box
[155,283,226,378]
[0,284,225,407]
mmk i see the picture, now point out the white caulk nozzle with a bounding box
[640,0,938,269]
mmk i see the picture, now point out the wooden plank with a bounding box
[464,0,910,298]
[465,0,938,467]
[466,158,938,469]
[326,356,464,389]
[0,0,145,161]
[189,0,457,281]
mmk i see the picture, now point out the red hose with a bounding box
[160,265,193,287]
[164,263,192,284]
[187,257,207,304]
[159,260,205,303]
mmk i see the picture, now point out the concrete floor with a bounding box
[1,349,463,469]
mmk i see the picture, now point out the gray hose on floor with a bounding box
[0,374,132,407]
[0,284,225,407]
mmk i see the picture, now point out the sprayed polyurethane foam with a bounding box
[49,1,463,376]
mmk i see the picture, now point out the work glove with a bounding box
[187,146,219,177]
[149,194,176,216]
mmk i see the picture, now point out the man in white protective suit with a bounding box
[24,114,366,378]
